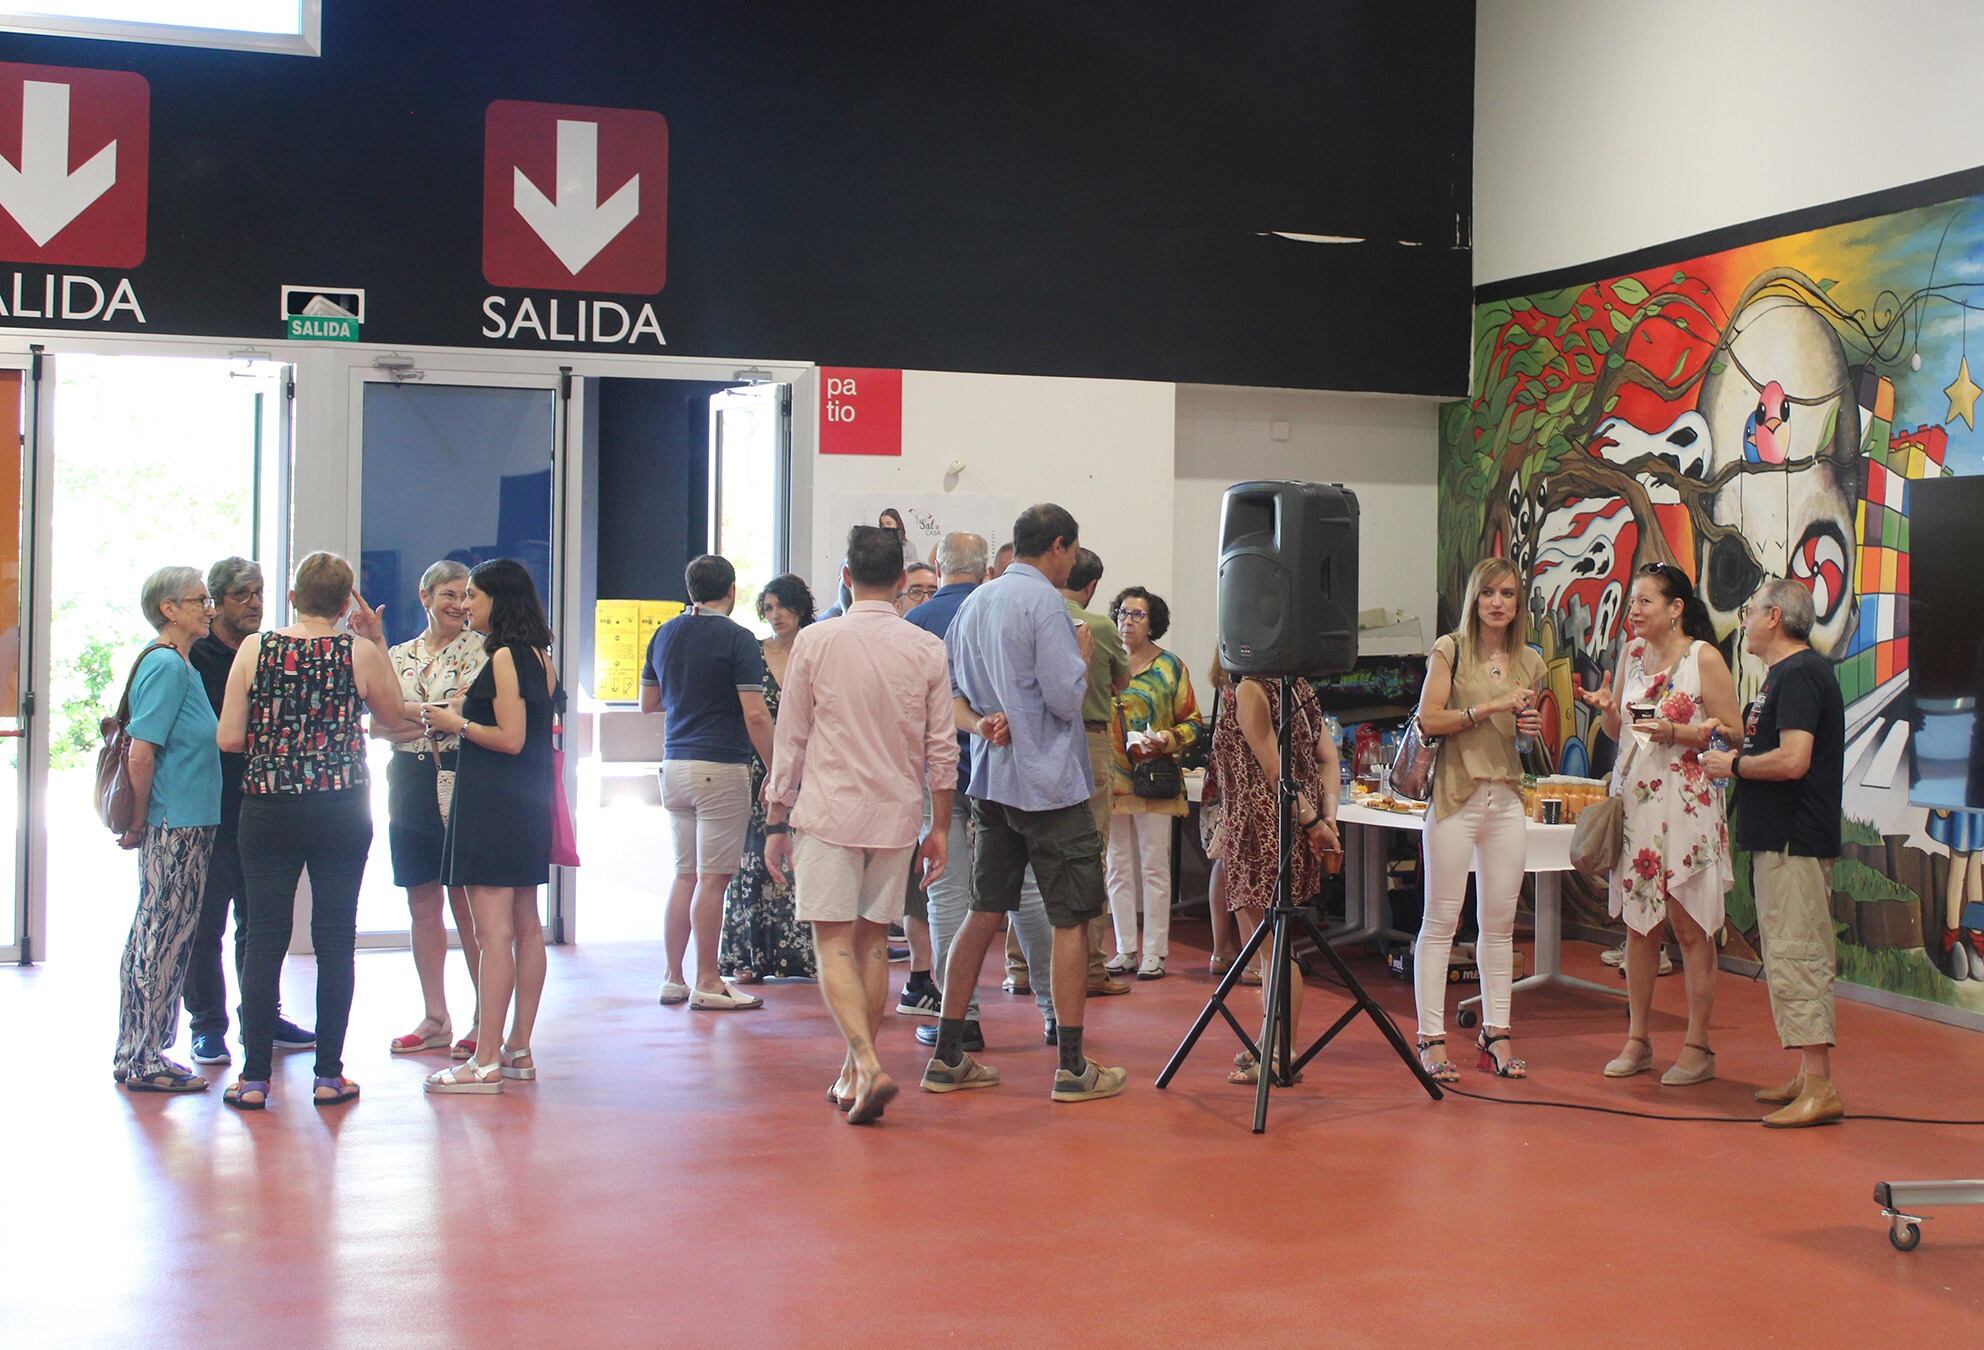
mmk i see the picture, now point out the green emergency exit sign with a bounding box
[287,314,360,341]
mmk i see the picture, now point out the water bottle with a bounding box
[1514,692,1536,758]
[1709,728,1730,797]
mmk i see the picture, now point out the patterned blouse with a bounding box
[1109,648,1203,817]
[242,632,368,795]
[387,629,487,757]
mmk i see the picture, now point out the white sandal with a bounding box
[500,1045,536,1081]
[689,983,764,1011]
[424,1058,503,1094]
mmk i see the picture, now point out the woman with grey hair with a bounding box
[376,559,489,1058]
[111,566,223,1093]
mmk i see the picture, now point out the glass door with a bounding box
[352,370,570,947]
[708,382,791,636]
[0,358,43,962]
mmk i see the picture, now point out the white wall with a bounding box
[1475,0,1984,284]
[808,369,1177,606]
[1171,387,1441,674]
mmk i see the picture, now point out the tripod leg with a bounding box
[1253,908,1292,1133]
[1294,907,1443,1100]
[1156,903,1272,1089]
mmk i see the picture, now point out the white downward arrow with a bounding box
[513,119,640,275]
[0,81,118,247]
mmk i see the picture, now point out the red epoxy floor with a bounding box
[3,923,1978,1347]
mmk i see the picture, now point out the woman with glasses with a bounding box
[1575,561,1739,1086]
[1412,556,1546,1082]
[376,559,488,1060]
[718,574,818,984]
[1102,587,1202,979]
[218,552,409,1109]
[111,568,224,1093]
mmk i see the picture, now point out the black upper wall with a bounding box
[0,2,1475,393]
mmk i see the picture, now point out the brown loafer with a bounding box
[1761,1080,1844,1128]
[1087,976,1131,997]
[1754,1072,1804,1105]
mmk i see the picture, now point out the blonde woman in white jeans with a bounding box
[1412,557,1545,1082]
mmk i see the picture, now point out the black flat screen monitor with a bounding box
[1909,476,1984,810]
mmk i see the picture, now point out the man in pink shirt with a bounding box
[765,526,958,1124]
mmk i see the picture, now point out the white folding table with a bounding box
[1334,799,1622,1021]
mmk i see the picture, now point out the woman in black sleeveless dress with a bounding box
[421,559,557,1094]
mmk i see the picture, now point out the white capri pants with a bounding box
[1415,783,1527,1038]
[1106,813,1173,962]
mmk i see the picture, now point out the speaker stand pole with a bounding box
[1157,677,1443,1132]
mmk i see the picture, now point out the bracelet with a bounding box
[764,821,791,835]
[1465,706,1477,727]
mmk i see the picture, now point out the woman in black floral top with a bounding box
[217,552,409,1110]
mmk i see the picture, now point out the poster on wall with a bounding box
[823,492,1020,576]
[1441,184,1984,1015]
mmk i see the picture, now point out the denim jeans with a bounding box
[237,789,373,1081]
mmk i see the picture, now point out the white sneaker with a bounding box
[1104,952,1137,975]
[658,980,690,1005]
[1604,946,1674,975]
[1136,957,1165,981]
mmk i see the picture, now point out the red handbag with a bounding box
[550,734,580,868]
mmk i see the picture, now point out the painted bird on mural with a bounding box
[1742,380,1793,463]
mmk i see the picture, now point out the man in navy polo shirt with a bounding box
[642,554,776,1010]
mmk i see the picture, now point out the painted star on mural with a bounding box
[1945,354,1981,430]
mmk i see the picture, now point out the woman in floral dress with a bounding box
[1576,563,1740,1086]
[719,575,818,982]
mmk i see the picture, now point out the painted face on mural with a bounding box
[1530,497,1630,658]
[1697,295,1858,660]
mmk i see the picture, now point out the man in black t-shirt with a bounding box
[1705,578,1845,1128]
[181,558,313,1064]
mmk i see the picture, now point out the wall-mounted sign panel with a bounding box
[0,8,1478,394]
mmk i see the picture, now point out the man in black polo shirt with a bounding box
[1705,577,1845,1128]
[182,557,313,1065]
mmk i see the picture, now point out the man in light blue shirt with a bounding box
[922,504,1126,1105]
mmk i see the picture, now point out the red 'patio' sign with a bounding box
[819,368,902,456]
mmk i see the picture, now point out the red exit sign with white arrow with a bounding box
[482,99,667,294]
[0,62,147,268]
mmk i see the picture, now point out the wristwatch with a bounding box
[764,821,791,835]
[1729,752,1742,780]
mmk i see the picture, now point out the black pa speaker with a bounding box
[1217,481,1359,676]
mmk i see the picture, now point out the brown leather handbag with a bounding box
[95,642,170,836]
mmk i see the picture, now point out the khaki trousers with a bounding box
[1753,849,1837,1048]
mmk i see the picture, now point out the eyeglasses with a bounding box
[173,594,216,611]
[1114,609,1151,622]
[1737,602,1780,623]
[223,585,264,602]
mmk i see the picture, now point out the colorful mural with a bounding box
[1440,189,1984,1014]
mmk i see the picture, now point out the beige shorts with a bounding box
[793,831,915,925]
[1752,849,1837,1048]
[662,759,753,877]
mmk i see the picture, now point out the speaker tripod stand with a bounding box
[1156,677,1443,1132]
